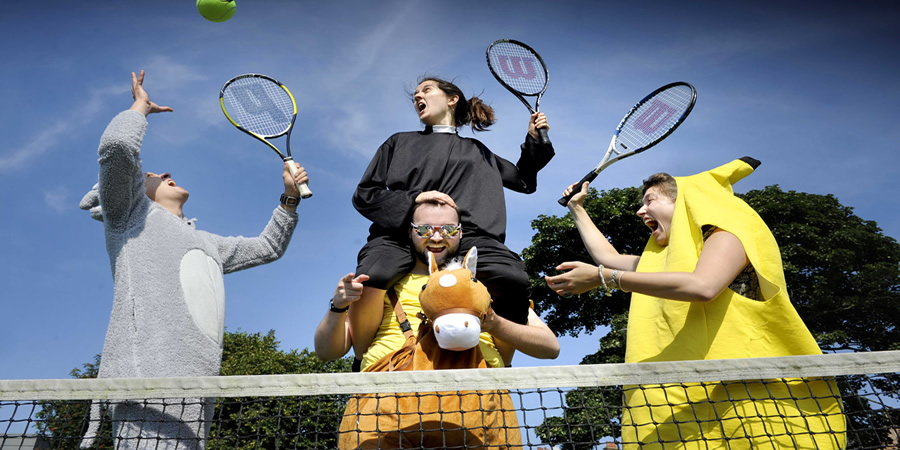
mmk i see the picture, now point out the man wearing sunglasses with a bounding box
[315,199,559,370]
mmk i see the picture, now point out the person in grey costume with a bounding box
[79,70,309,449]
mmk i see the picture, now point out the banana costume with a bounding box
[622,158,846,449]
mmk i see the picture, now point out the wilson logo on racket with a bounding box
[486,39,552,144]
[633,99,679,135]
[558,82,697,207]
[498,55,539,80]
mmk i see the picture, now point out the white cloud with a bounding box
[43,186,70,214]
[0,85,124,173]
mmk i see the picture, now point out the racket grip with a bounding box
[557,172,598,207]
[285,157,313,199]
[537,127,551,145]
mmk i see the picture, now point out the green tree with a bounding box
[741,186,900,352]
[33,355,114,449]
[524,185,900,447]
[33,329,353,449]
[210,329,352,449]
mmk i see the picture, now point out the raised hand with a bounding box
[129,70,173,116]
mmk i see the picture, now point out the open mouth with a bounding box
[644,218,659,232]
[427,245,445,254]
[166,180,177,187]
[417,101,426,113]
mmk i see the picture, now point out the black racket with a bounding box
[558,82,696,207]
[220,73,312,198]
[486,39,551,144]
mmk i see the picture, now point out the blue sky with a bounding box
[1,0,898,380]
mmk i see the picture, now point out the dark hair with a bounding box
[641,173,677,200]
[416,76,495,132]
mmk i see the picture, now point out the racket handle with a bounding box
[285,157,313,199]
[537,127,551,145]
[557,172,598,207]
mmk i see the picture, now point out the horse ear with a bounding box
[428,251,439,274]
[463,247,478,276]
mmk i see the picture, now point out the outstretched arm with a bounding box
[548,229,749,301]
[97,70,172,229]
[482,307,559,362]
[543,181,640,295]
[315,273,368,361]
[566,181,640,270]
[214,161,308,272]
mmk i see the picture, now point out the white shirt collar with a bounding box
[430,125,458,134]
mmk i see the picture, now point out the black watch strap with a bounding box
[280,193,300,206]
[330,299,349,313]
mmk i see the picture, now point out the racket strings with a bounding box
[618,85,694,151]
[222,78,294,137]
[488,42,547,95]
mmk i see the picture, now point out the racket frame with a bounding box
[558,82,697,207]
[486,39,551,144]
[220,73,312,199]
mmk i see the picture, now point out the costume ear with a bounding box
[80,183,104,222]
[428,251,439,274]
[463,247,478,276]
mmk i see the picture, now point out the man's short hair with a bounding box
[411,200,460,223]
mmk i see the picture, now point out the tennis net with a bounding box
[2,351,898,449]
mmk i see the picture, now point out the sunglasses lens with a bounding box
[412,224,460,238]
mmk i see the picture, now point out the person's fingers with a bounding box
[352,274,370,284]
[339,273,355,283]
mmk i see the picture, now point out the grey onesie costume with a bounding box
[80,110,298,449]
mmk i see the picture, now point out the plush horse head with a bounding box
[338,245,524,448]
[419,247,492,351]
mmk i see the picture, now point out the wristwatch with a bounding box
[330,299,349,313]
[280,193,300,207]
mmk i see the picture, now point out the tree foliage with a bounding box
[210,329,352,449]
[34,355,114,449]
[33,329,353,449]
[522,186,645,340]
[523,184,900,446]
[741,186,900,352]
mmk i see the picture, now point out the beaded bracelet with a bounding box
[598,264,609,292]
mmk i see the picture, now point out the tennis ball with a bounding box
[197,0,236,23]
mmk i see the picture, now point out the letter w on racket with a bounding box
[498,55,539,80]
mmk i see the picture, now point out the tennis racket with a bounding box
[558,82,696,207]
[486,39,551,144]
[220,73,312,198]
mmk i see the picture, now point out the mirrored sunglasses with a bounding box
[410,223,461,238]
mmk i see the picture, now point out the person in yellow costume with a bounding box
[314,199,560,369]
[546,157,846,449]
